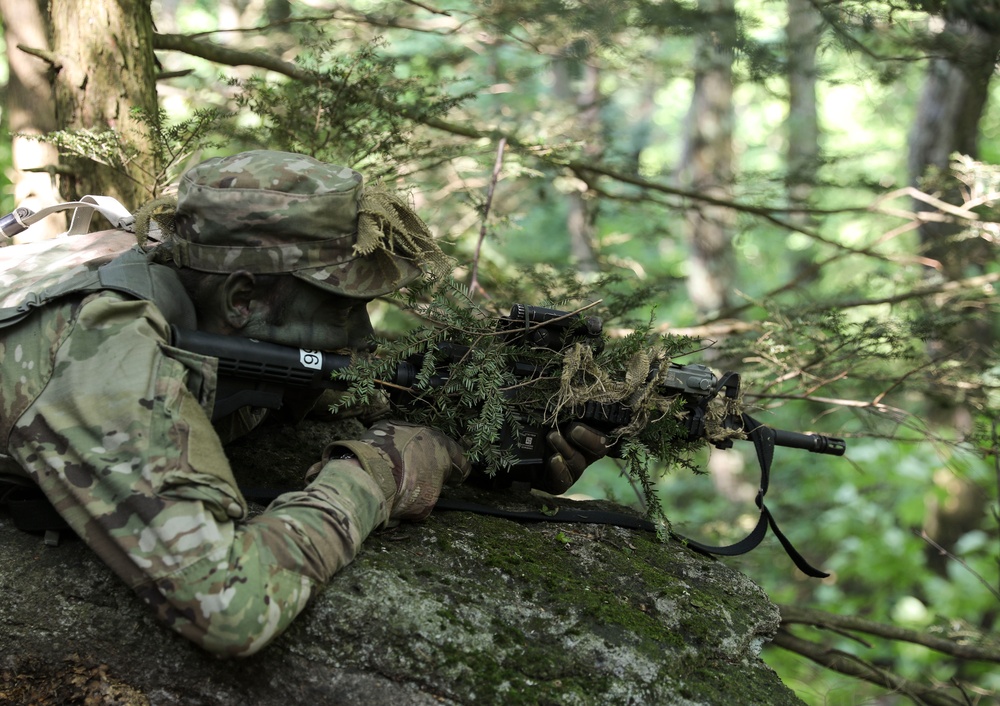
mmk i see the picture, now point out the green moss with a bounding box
[298,490,802,705]
[2,420,803,706]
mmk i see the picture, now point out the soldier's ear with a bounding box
[219,270,257,330]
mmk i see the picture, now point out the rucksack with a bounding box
[0,197,139,545]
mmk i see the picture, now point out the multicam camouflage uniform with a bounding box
[0,151,461,656]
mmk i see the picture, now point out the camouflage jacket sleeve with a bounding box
[4,292,390,656]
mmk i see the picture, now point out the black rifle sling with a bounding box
[673,413,829,578]
[440,412,830,576]
[434,417,828,578]
[432,496,659,532]
[244,411,829,576]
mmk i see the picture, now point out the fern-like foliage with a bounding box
[34,34,467,200]
[36,107,231,198]
[332,275,711,524]
[227,36,470,173]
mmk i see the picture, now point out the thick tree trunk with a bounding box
[908,18,1000,279]
[679,0,736,315]
[907,17,1000,576]
[785,0,822,218]
[553,53,601,275]
[678,0,741,500]
[0,0,66,241]
[50,0,161,207]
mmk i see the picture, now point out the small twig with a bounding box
[872,355,952,406]
[620,459,649,512]
[743,393,909,419]
[469,138,506,299]
[949,677,975,706]
[915,530,1000,603]
[817,271,1000,311]
[873,185,981,221]
[400,0,452,14]
[772,628,967,706]
[498,374,562,394]
[22,165,74,176]
[802,370,849,398]
[421,300,604,342]
[16,44,62,69]
[992,420,1000,597]
[370,379,415,394]
[779,605,1000,662]
[155,69,195,81]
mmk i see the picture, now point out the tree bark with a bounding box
[906,16,1000,576]
[0,0,66,241]
[553,52,601,275]
[908,18,1000,279]
[785,0,822,218]
[679,0,736,315]
[677,0,742,500]
[50,0,161,207]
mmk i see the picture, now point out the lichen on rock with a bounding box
[0,419,803,705]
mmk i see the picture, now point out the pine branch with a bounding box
[149,31,903,233]
[151,29,1000,290]
[152,31,486,137]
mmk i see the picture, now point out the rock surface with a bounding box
[0,419,803,705]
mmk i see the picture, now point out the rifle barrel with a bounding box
[772,428,846,456]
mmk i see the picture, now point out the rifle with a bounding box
[171,304,845,577]
[171,303,844,462]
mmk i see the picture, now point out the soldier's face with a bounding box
[243,277,374,352]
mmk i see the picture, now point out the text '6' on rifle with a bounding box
[169,303,845,467]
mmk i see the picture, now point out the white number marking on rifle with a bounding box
[300,350,323,370]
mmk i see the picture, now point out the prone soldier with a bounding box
[0,150,608,656]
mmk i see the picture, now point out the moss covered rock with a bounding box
[0,420,803,705]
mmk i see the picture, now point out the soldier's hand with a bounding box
[353,420,470,521]
[541,422,610,495]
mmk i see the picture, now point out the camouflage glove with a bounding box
[541,422,610,495]
[324,421,470,521]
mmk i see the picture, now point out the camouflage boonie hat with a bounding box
[173,150,447,298]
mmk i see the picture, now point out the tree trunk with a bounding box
[50,0,161,208]
[678,0,741,500]
[553,51,601,275]
[785,0,822,219]
[907,16,1000,576]
[679,0,736,315]
[908,18,1000,280]
[0,0,66,241]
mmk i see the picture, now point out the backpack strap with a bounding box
[0,245,196,331]
[0,270,104,329]
[0,195,134,242]
[0,196,138,328]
